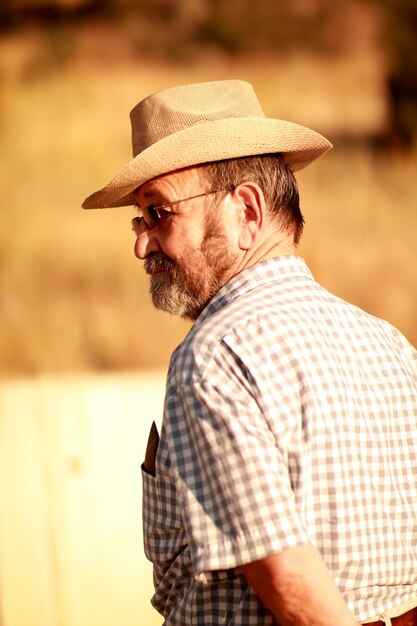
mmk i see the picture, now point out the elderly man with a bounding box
[83,80,417,626]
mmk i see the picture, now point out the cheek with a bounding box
[160,224,203,259]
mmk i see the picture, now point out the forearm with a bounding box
[242,543,361,626]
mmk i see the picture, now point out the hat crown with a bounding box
[130,80,265,157]
[82,79,332,210]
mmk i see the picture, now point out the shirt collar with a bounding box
[195,255,314,326]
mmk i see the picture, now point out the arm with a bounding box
[241,543,361,626]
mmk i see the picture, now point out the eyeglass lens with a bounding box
[142,206,159,228]
[132,189,233,235]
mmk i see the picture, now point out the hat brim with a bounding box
[82,117,332,209]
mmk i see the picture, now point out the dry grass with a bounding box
[0,51,416,376]
[298,147,417,340]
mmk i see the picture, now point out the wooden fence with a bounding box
[0,373,166,626]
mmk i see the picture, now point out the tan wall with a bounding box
[0,373,166,626]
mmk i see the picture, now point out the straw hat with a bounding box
[82,79,332,210]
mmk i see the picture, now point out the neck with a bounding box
[234,234,296,275]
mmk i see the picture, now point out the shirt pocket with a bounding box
[141,432,187,566]
[141,461,191,619]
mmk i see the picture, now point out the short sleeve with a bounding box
[164,338,309,576]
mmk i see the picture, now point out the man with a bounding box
[83,80,417,626]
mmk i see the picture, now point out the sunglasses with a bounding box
[131,189,229,234]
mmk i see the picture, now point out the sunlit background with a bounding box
[1,1,416,625]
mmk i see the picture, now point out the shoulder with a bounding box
[168,255,414,387]
[168,261,318,384]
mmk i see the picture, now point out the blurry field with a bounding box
[0,371,166,626]
[0,51,416,377]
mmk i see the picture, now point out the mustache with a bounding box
[144,253,176,275]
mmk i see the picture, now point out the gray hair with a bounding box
[199,154,304,244]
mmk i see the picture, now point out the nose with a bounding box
[133,222,162,259]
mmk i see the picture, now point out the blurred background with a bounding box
[0,0,416,625]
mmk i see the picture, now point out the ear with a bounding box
[233,183,266,250]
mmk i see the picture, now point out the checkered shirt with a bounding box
[142,255,417,625]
